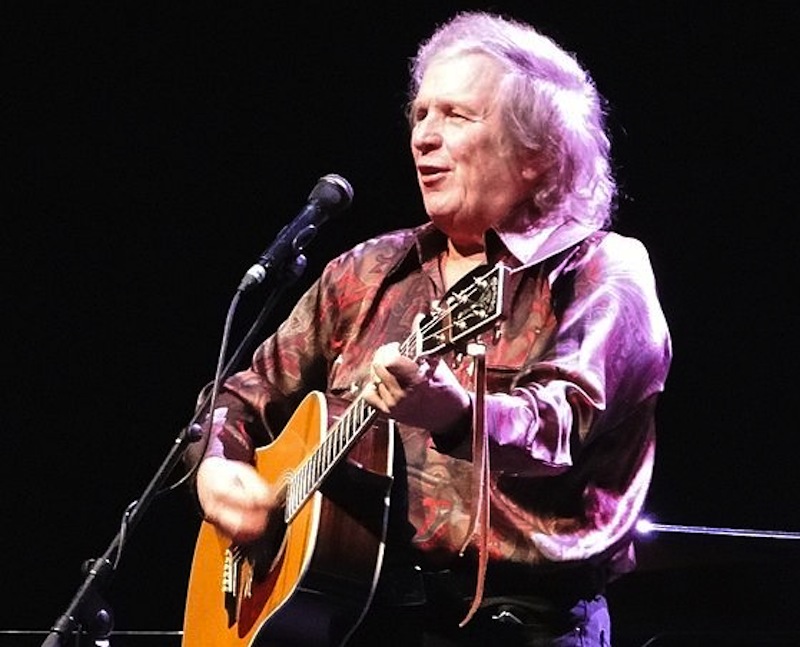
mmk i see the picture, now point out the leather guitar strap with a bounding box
[458,342,489,627]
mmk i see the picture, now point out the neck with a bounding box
[447,235,485,259]
[441,238,487,290]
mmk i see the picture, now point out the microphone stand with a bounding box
[40,253,310,647]
[40,422,201,647]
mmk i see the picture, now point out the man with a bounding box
[186,11,671,646]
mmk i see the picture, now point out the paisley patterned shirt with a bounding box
[201,220,672,577]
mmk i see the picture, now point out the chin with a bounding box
[426,212,456,232]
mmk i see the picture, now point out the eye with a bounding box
[411,105,428,126]
[447,107,473,122]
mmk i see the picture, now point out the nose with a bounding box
[411,114,442,154]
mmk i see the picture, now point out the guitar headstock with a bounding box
[417,264,509,357]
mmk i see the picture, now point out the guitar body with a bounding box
[183,392,394,647]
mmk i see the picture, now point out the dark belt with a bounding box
[429,561,606,602]
[373,560,607,608]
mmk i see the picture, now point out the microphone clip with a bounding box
[237,173,353,292]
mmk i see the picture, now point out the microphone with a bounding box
[238,173,354,292]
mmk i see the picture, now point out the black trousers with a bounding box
[346,565,611,647]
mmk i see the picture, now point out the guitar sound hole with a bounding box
[245,515,288,582]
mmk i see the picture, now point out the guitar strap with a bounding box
[458,341,490,627]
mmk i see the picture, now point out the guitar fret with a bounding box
[285,482,294,520]
[301,462,310,502]
[352,404,362,440]
[293,467,303,515]
[342,414,351,446]
[315,452,324,482]
[348,407,358,440]
[322,435,331,468]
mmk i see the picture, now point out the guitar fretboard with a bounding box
[284,397,368,521]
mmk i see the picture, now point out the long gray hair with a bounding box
[409,12,616,230]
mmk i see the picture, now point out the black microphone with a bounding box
[238,173,354,292]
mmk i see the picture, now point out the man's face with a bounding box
[410,53,538,251]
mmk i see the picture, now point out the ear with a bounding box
[519,149,544,183]
[521,165,539,182]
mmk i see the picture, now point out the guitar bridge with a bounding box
[222,548,237,595]
[222,547,241,627]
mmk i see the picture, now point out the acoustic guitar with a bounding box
[182,264,508,646]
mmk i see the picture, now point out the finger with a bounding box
[375,378,400,408]
[373,342,401,366]
[384,357,426,389]
[362,382,390,413]
[371,363,398,392]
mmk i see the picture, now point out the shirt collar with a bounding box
[410,219,602,269]
[495,217,603,268]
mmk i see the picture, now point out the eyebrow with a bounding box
[410,95,486,120]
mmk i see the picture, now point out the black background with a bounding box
[4,1,799,645]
